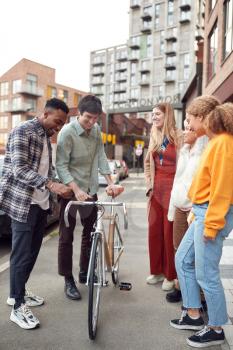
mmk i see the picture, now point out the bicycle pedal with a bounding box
[119,282,132,291]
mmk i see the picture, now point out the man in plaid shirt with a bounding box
[0,98,72,330]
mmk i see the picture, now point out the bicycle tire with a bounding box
[88,233,102,340]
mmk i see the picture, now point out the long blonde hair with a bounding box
[149,103,179,152]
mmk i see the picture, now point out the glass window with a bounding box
[155,4,160,29]
[0,116,8,129]
[12,97,22,110]
[184,67,190,79]
[12,79,22,94]
[0,133,8,146]
[12,114,22,128]
[131,88,139,99]
[26,74,37,93]
[26,98,36,112]
[168,0,174,26]
[0,82,9,96]
[179,82,186,93]
[0,99,9,112]
[223,0,233,59]
[160,30,165,54]
[131,75,137,85]
[63,90,68,104]
[131,63,137,74]
[184,53,190,67]
[208,23,218,80]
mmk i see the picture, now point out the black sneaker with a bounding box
[166,288,182,303]
[187,326,225,348]
[170,310,204,330]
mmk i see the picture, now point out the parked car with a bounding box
[98,160,120,186]
[0,155,60,238]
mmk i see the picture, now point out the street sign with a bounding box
[135,148,143,157]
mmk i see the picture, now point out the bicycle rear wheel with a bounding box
[88,233,102,340]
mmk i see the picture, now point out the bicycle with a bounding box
[64,199,130,340]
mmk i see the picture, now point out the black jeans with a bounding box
[58,195,98,277]
[10,205,48,307]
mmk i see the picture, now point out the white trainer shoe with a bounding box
[146,274,164,285]
[10,304,40,330]
[7,290,44,307]
[162,278,175,291]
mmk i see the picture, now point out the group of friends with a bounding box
[145,96,233,348]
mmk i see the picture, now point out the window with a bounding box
[131,75,137,85]
[0,99,9,112]
[26,98,37,112]
[184,67,190,79]
[12,114,21,128]
[179,82,186,93]
[0,116,8,129]
[208,23,218,80]
[183,53,190,79]
[223,0,233,59]
[0,82,9,96]
[143,5,152,16]
[166,70,176,80]
[155,4,160,29]
[146,46,152,58]
[131,88,139,99]
[131,63,137,74]
[0,133,8,146]
[47,86,57,98]
[168,0,174,26]
[160,30,165,54]
[74,93,81,107]
[12,79,22,94]
[26,74,37,93]
[63,91,68,104]
[12,97,22,110]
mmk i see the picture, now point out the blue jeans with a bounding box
[175,203,233,326]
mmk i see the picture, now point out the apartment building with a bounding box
[203,0,233,102]
[90,0,201,126]
[0,58,85,153]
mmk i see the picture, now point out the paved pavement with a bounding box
[0,174,232,350]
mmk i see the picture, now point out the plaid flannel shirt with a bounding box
[0,118,53,223]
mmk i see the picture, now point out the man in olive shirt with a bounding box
[56,95,122,300]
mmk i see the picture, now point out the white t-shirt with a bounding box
[31,138,50,210]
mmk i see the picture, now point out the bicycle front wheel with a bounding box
[88,233,102,340]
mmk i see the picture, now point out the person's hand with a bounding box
[203,235,215,242]
[106,184,124,198]
[187,211,194,226]
[74,189,92,201]
[48,182,73,198]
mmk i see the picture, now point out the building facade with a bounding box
[0,58,85,153]
[90,0,201,127]
[203,0,233,102]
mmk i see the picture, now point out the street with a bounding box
[0,174,232,350]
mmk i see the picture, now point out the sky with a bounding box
[0,0,129,92]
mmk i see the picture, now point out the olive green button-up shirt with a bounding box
[56,120,111,195]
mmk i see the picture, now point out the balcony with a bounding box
[94,91,104,97]
[116,51,128,61]
[141,10,152,21]
[92,68,105,76]
[164,77,176,83]
[180,0,191,11]
[128,51,140,62]
[165,62,176,70]
[165,29,177,42]
[141,22,152,34]
[129,37,140,49]
[114,84,127,93]
[115,62,127,72]
[140,66,150,73]
[16,84,44,97]
[179,12,191,24]
[130,0,140,9]
[6,102,33,113]
[115,73,127,82]
[139,80,150,86]
[92,78,104,86]
[92,57,105,66]
[165,48,176,56]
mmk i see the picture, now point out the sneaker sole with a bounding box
[146,279,164,285]
[186,338,225,348]
[10,314,40,330]
[170,321,204,331]
[7,299,44,307]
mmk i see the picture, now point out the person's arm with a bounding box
[9,127,49,189]
[204,150,233,239]
[144,149,152,196]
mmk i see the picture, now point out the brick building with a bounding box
[0,58,86,153]
[203,0,233,102]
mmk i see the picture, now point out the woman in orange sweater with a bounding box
[170,96,233,348]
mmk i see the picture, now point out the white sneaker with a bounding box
[7,290,44,307]
[10,304,40,330]
[162,279,175,291]
[146,274,164,285]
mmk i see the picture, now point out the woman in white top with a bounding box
[166,120,208,302]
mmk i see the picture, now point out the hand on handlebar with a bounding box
[106,184,124,198]
[74,189,92,201]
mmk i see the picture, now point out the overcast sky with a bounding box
[0,0,129,92]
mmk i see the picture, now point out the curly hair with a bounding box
[186,95,220,118]
[207,103,233,135]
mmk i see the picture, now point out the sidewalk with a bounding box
[0,174,232,350]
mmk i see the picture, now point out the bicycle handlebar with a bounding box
[64,200,128,230]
